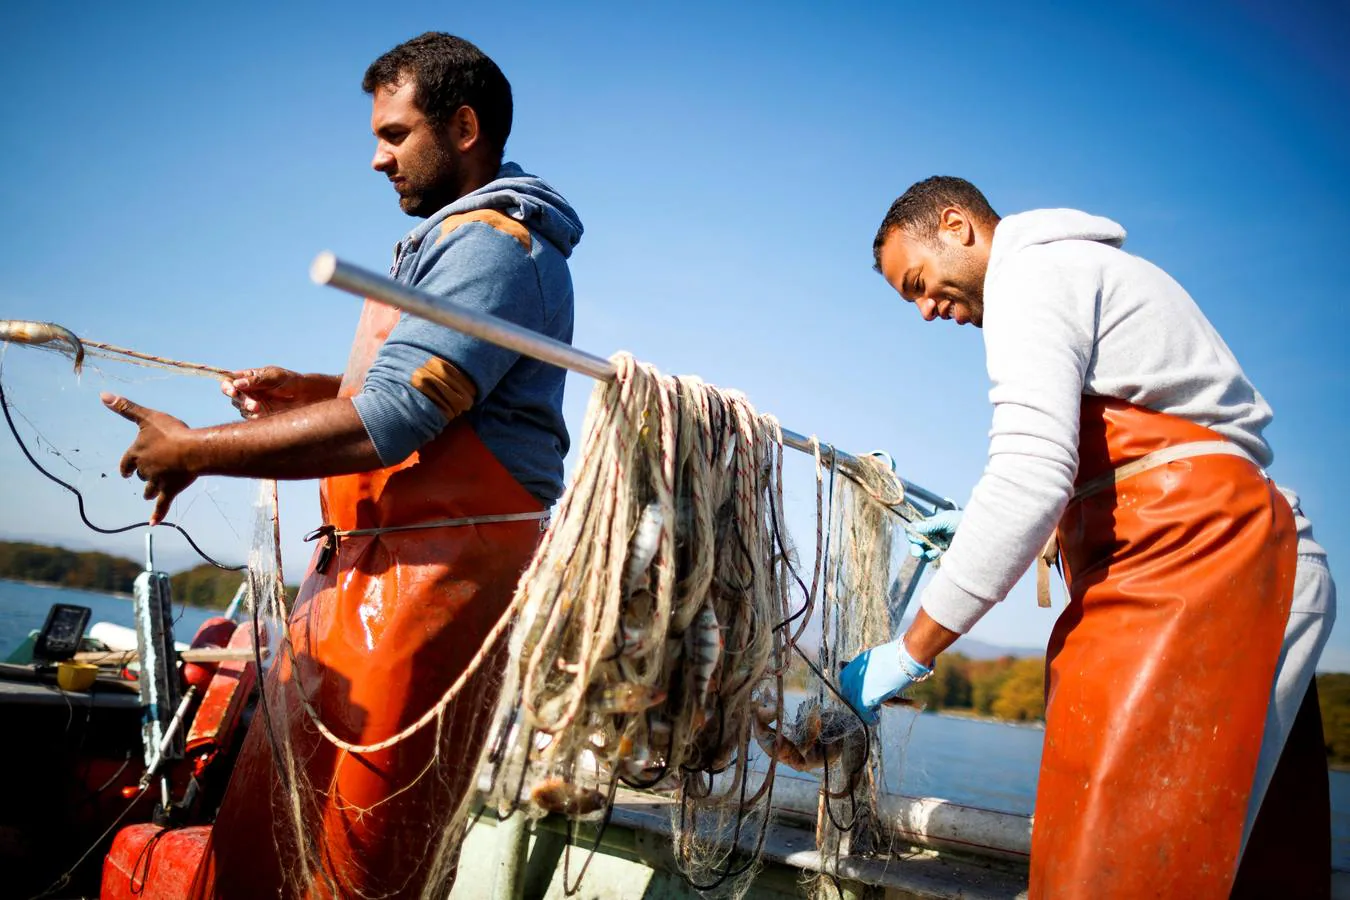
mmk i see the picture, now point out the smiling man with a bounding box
[104,32,582,898]
[842,176,1330,897]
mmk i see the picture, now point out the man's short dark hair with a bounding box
[872,176,999,271]
[362,32,513,164]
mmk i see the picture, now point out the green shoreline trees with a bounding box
[0,540,253,608]
[0,541,142,595]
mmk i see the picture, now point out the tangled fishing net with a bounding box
[801,451,925,896]
[458,352,790,897]
[458,352,927,898]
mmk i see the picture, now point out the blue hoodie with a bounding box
[352,162,584,505]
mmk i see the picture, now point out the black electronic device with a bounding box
[32,603,92,663]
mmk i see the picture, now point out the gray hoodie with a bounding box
[353,162,584,504]
[920,209,1274,634]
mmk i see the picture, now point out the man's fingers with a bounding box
[102,393,147,424]
[151,491,174,527]
[143,481,158,501]
[238,367,286,391]
[232,396,262,419]
[118,450,137,479]
[225,368,260,393]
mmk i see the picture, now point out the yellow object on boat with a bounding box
[57,661,98,692]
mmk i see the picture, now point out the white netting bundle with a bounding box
[463,352,797,893]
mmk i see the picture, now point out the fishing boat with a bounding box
[0,547,263,899]
[2,259,1344,899]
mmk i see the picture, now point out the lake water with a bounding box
[2,578,1345,870]
[0,578,222,656]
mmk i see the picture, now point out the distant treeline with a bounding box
[0,541,142,595]
[1317,674,1350,767]
[0,540,292,609]
[907,653,1047,722]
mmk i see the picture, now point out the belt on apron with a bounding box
[1036,440,1259,607]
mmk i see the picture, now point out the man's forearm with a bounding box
[184,397,383,480]
[902,608,962,667]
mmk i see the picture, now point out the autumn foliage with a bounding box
[908,653,1047,722]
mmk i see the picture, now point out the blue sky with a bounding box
[1,2,1347,665]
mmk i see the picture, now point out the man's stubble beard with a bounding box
[939,242,987,324]
[399,138,463,218]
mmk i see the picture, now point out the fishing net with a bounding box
[432,352,795,898]
[0,327,259,595]
[801,452,924,897]
[459,353,929,899]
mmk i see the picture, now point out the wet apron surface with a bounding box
[1030,397,1296,899]
[194,300,544,898]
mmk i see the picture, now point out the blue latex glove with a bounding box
[906,509,964,561]
[838,639,933,725]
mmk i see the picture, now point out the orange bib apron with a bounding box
[193,300,545,898]
[1029,398,1296,899]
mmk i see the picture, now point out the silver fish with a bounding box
[624,502,664,594]
[647,718,673,748]
[686,602,722,707]
[0,320,84,374]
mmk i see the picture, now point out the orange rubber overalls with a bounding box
[191,300,545,898]
[1029,397,1297,898]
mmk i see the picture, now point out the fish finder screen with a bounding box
[35,603,92,662]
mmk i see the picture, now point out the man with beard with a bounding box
[839,176,1329,897]
[102,33,582,897]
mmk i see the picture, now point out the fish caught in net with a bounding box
[464,353,927,897]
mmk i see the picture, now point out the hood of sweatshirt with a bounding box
[410,161,584,258]
[989,209,1126,273]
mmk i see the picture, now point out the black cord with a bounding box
[0,376,244,571]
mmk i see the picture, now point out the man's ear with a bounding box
[939,206,975,247]
[449,105,481,153]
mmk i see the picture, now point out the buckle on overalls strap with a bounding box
[304,524,338,574]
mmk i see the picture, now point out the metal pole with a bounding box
[310,252,956,513]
